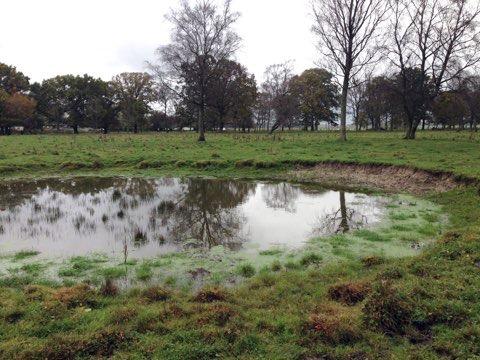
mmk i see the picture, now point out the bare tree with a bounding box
[262,62,299,133]
[312,0,388,141]
[389,0,480,139]
[150,0,241,142]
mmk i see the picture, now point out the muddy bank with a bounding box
[290,162,470,195]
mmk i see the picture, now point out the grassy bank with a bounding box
[0,131,479,359]
[0,131,479,179]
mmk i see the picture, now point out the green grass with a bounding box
[0,131,479,359]
[12,251,40,261]
[0,131,479,179]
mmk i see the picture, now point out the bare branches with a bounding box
[388,0,480,138]
[312,0,388,141]
[149,0,241,141]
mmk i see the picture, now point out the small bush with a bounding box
[198,304,236,327]
[24,285,54,301]
[328,281,371,306]
[110,307,138,325]
[380,267,405,280]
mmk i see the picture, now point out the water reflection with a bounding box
[0,178,385,259]
[312,191,370,235]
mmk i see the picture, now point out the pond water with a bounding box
[0,177,386,260]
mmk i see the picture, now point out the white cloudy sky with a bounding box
[0,0,318,84]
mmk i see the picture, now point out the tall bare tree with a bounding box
[262,62,299,133]
[389,0,480,139]
[312,0,388,141]
[150,0,241,142]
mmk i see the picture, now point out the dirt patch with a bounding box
[291,162,466,195]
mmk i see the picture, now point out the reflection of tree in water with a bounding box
[155,179,255,250]
[0,177,256,256]
[312,191,369,236]
[261,183,301,213]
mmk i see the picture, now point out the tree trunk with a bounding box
[339,74,349,141]
[73,124,79,134]
[339,191,349,233]
[404,119,419,139]
[198,104,206,142]
[133,123,138,134]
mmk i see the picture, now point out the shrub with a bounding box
[271,260,282,272]
[198,304,236,327]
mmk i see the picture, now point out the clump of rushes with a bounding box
[328,281,371,306]
[361,255,385,268]
[193,287,228,303]
[237,263,256,278]
[271,260,282,272]
[302,303,361,345]
[100,278,119,297]
[142,286,171,303]
[13,250,40,261]
[363,281,413,336]
[300,253,322,267]
[51,284,98,309]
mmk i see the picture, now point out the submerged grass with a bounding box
[0,131,479,358]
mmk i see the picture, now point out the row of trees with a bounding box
[350,72,480,131]
[0,58,341,136]
[150,0,480,140]
[2,0,479,140]
[313,0,480,139]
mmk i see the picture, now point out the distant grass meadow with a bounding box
[0,130,479,359]
[0,130,479,179]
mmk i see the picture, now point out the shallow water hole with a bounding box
[0,177,446,290]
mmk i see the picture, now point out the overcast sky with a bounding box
[0,0,318,84]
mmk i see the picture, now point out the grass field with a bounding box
[0,131,479,359]
[0,131,479,179]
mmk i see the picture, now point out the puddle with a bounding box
[0,177,384,258]
[0,177,443,288]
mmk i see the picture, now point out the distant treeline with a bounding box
[1,0,479,139]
